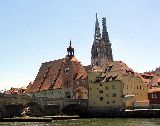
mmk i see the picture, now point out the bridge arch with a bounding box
[62,103,87,115]
[25,102,44,116]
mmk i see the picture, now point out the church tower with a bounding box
[91,14,113,67]
[67,40,74,58]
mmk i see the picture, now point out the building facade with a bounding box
[147,74,160,108]
[89,71,124,111]
[88,61,149,110]
[148,88,160,108]
[26,41,88,99]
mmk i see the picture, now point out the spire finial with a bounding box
[70,39,72,47]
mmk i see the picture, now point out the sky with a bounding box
[0,0,160,90]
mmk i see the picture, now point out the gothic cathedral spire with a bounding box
[102,18,109,42]
[91,14,113,67]
[94,13,101,41]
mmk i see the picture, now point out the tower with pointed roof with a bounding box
[91,14,113,67]
[67,40,74,57]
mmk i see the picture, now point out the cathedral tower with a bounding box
[91,14,113,67]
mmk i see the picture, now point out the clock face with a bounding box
[65,67,70,74]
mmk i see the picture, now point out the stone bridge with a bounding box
[31,97,88,115]
[0,94,88,117]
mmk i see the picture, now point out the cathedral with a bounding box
[91,14,113,68]
[89,14,149,110]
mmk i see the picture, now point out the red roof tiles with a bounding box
[26,56,88,93]
[148,75,160,87]
[148,88,160,93]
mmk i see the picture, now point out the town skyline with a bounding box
[0,0,160,90]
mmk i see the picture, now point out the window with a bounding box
[97,88,98,90]
[100,97,103,101]
[96,62,98,66]
[112,85,115,89]
[89,80,92,83]
[65,67,70,74]
[106,86,109,90]
[152,93,157,98]
[113,101,115,104]
[105,65,113,72]
[65,91,71,98]
[100,83,102,86]
[112,93,116,97]
[107,101,109,104]
[99,90,103,93]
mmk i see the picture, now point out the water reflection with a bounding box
[0,118,160,126]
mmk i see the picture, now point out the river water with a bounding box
[1,118,160,126]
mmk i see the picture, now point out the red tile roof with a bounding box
[141,73,155,77]
[148,88,160,93]
[94,61,144,83]
[4,87,19,94]
[26,56,88,93]
[148,75,160,87]
[84,65,92,72]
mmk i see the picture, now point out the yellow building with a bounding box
[89,61,149,110]
[89,72,124,110]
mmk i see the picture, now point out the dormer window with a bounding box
[65,68,70,74]
[152,93,157,98]
[105,65,113,72]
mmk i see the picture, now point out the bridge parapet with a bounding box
[34,97,88,111]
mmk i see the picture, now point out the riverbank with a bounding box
[0,115,79,122]
[80,109,160,118]
[44,115,80,120]
[0,117,52,122]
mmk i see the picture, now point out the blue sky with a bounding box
[0,0,160,90]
